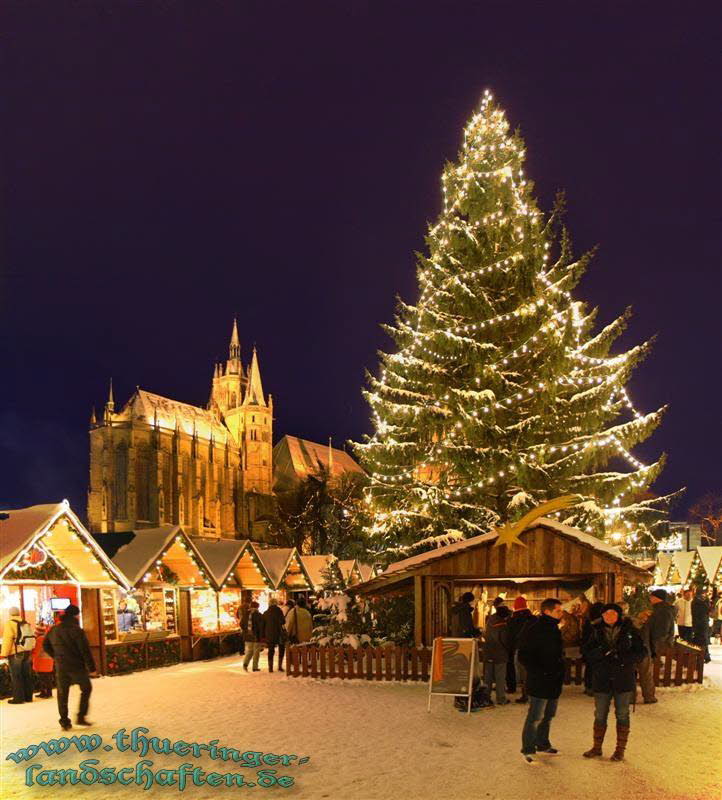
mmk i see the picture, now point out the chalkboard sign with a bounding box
[427,638,478,713]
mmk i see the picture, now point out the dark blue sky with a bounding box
[1,2,720,519]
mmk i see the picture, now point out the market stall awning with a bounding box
[252,547,315,590]
[0,501,129,588]
[102,525,212,588]
[190,537,249,589]
[230,542,275,590]
[669,550,696,585]
[300,554,341,590]
[697,546,722,584]
[338,559,362,585]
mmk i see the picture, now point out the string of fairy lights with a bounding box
[363,91,657,546]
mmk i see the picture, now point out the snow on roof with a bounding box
[671,550,696,585]
[123,389,231,443]
[190,538,249,587]
[109,525,211,587]
[300,554,339,589]
[655,553,673,583]
[273,435,365,490]
[254,548,295,588]
[697,546,722,581]
[0,502,65,572]
[357,563,375,582]
[379,517,639,580]
[0,501,130,588]
[337,559,358,581]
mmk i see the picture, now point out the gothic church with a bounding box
[87,321,275,539]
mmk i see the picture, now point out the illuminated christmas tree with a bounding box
[356,91,680,558]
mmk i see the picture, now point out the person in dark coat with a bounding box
[581,602,604,696]
[262,598,287,672]
[43,605,97,730]
[638,589,676,703]
[517,598,565,764]
[237,600,250,656]
[242,602,263,671]
[507,596,534,703]
[691,590,711,663]
[483,605,511,704]
[449,592,479,638]
[581,603,646,762]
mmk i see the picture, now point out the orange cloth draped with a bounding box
[432,637,445,681]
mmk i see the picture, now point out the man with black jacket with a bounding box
[517,598,565,765]
[638,589,676,703]
[43,604,97,730]
[507,596,534,703]
[242,601,264,672]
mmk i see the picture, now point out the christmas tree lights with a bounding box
[356,91,680,558]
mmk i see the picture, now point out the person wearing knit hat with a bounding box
[581,603,645,761]
[508,597,534,703]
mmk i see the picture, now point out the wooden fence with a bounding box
[286,641,704,687]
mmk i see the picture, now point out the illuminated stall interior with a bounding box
[102,525,214,640]
[0,502,129,668]
[191,538,248,631]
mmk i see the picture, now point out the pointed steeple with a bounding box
[106,379,115,412]
[90,406,97,425]
[229,318,240,360]
[243,347,266,406]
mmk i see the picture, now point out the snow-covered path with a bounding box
[2,655,720,800]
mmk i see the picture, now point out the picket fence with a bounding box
[286,641,704,687]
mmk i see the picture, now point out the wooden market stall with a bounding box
[355,517,652,648]
[98,525,215,669]
[338,559,363,586]
[0,501,130,695]
[300,554,344,594]
[253,547,313,604]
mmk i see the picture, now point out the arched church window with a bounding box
[158,488,165,522]
[101,486,108,521]
[114,444,128,519]
[179,493,185,525]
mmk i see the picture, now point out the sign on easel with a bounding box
[427,638,478,714]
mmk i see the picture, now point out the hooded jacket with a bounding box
[483,612,511,662]
[581,616,645,694]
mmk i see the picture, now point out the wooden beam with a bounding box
[414,575,423,649]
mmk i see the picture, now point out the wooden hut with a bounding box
[355,517,651,647]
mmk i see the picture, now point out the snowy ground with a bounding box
[2,654,721,800]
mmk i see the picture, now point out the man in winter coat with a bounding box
[242,602,264,671]
[43,605,97,730]
[1,607,34,704]
[507,596,534,703]
[262,598,287,672]
[581,603,646,762]
[517,598,565,764]
[691,590,711,663]
[450,592,479,638]
[483,605,511,704]
[285,596,313,644]
[638,589,676,703]
[237,600,250,656]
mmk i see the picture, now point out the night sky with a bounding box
[2,2,720,520]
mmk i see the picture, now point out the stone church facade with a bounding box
[87,321,275,539]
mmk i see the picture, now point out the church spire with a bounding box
[243,347,266,406]
[229,318,240,361]
[106,379,115,412]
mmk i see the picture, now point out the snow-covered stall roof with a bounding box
[357,563,376,582]
[115,389,231,443]
[253,548,296,588]
[697,546,722,583]
[300,554,340,590]
[670,550,696,585]
[107,525,212,588]
[190,537,249,589]
[655,553,673,584]
[338,559,361,584]
[356,517,648,593]
[0,501,129,588]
